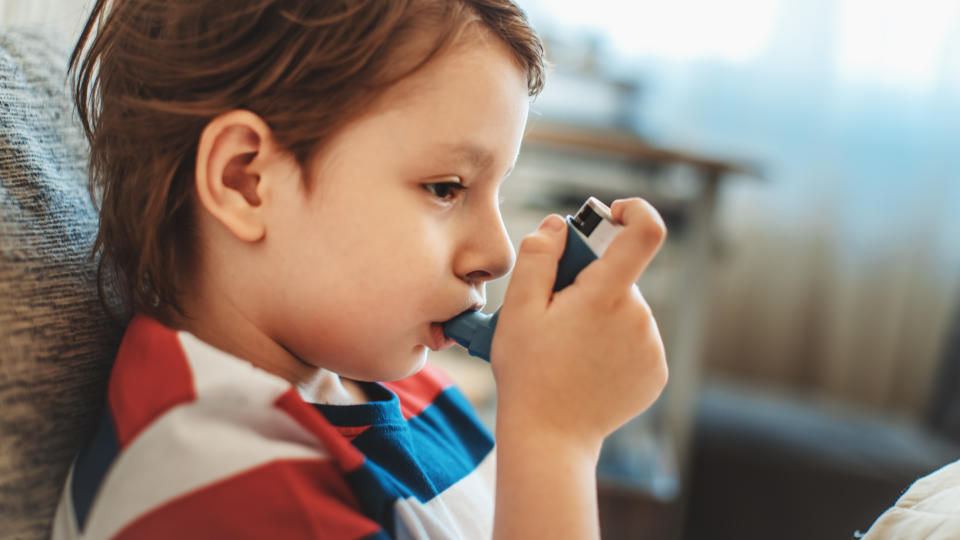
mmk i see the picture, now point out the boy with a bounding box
[53,1,668,538]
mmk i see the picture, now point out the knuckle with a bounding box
[634,201,667,243]
[591,281,647,313]
[627,219,666,255]
[636,329,668,389]
[625,286,653,316]
[616,199,667,247]
[645,212,668,245]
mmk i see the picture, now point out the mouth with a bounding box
[428,301,485,352]
[428,322,457,351]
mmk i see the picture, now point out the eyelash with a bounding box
[423,181,466,202]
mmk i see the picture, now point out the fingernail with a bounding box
[539,215,564,232]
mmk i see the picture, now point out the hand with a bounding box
[491,197,668,455]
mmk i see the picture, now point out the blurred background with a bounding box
[507,1,960,538]
[5,0,960,538]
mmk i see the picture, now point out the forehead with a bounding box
[366,27,528,120]
[308,26,530,179]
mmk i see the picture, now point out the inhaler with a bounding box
[442,197,624,361]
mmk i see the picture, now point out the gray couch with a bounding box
[684,312,960,540]
[0,28,124,539]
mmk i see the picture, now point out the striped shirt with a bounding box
[52,315,496,539]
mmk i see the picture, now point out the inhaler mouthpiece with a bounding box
[442,310,499,360]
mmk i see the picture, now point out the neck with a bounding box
[173,277,368,405]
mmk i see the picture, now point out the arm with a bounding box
[491,199,669,540]
[494,409,603,539]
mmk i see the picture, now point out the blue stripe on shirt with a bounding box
[319,384,494,536]
[353,385,492,501]
[70,405,120,532]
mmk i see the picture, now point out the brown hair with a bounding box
[70,0,545,327]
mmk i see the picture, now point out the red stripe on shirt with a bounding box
[108,314,196,449]
[274,387,367,472]
[383,363,453,420]
[112,458,381,540]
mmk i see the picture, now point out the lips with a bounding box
[428,301,484,352]
[428,322,457,351]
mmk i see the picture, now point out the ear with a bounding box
[195,110,282,243]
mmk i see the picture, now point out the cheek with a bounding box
[295,203,452,313]
[360,217,450,275]
[315,240,431,313]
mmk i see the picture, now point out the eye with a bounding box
[423,179,466,202]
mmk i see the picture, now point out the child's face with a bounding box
[263,31,528,382]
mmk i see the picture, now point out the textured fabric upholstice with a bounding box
[0,27,124,540]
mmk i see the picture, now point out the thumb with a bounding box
[501,214,567,314]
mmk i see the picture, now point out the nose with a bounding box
[456,204,515,285]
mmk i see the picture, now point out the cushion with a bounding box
[0,27,124,539]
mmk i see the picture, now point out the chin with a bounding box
[353,347,428,383]
[404,348,429,377]
[387,347,429,382]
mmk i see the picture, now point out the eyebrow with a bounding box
[438,142,515,177]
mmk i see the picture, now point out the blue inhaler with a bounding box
[442,197,624,361]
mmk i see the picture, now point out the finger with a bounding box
[588,198,666,290]
[501,214,568,314]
